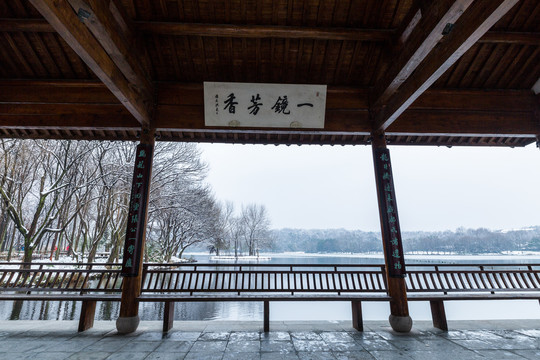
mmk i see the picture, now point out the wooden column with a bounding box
[116,128,155,334]
[371,133,412,332]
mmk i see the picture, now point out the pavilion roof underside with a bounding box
[0,0,538,146]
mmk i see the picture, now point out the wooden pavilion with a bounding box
[0,0,539,333]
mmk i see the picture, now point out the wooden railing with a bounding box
[141,263,388,294]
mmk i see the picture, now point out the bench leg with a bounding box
[351,301,363,331]
[430,300,448,331]
[78,300,96,332]
[263,301,270,332]
[163,301,175,332]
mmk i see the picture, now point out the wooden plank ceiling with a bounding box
[0,0,538,146]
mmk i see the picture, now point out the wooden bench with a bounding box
[0,262,123,331]
[138,263,391,332]
[405,264,540,330]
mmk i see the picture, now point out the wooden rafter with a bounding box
[28,0,153,126]
[371,0,520,134]
[372,0,475,111]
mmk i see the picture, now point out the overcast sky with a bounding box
[198,142,540,232]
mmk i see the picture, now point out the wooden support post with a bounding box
[351,300,363,331]
[263,300,270,332]
[163,301,175,332]
[78,300,96,332]
[371,133,412,333]
[116,128,155,334]
[430,300,448,331]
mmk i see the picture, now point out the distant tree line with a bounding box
[0,139,271,264]
[268,227,540,254]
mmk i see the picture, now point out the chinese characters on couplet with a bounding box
[377,149,406,277]
[121,143,153,277]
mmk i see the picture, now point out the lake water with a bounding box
[1,253,539,322]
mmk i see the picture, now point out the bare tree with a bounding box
[0,140,99,265]
[240,204,272,256]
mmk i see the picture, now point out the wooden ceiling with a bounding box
[0,0,539,146]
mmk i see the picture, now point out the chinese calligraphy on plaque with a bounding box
[374,148,406,278]
[204,82,327,128]
[121,143,153,277]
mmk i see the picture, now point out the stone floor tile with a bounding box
[1,352,27,360]
[452,339,498,350]
[67,352,112,360]
[386,339,427,351]
[261,352,300,360]
[164,331,202,341]
[199,332,230,341]
[105,352,150,360]
[226,340,260,352]
[165,332,201,341]
[154,341,193,353]
[292,339,331,352]
[320,332,356,343]
[189,340,227,352]
[222,351,261,360]
[261,339,296,353]
[333,351,376,360]
[291,332,323,341]
[368,350,414,360]
[326,341,365,352]
[184,351,224,360]
[229,331,260,341]
[474,350,528,359]
[144,353,187,360]
[135,332,166,341]
[298,351,337,360]
[118,341,160,352]
[356,339,396,351]
[513,349,540,360]
[261,331,292,341]
[22,352,75,360]
[515,330,540,338]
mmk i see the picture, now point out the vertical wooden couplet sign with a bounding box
[121,143,154,277]
[373,147,406,278]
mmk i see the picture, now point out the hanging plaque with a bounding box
[204,82,327,129]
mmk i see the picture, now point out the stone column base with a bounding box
[389,314,413,333]
[116,315,140,334]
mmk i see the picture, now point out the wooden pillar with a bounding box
[371,133,412,333]
[351,300,363,331]
[430,300,448,331]
[116,128,155,334]
[163,301,175,332]
[263,300,270,332]
[78,300,97,332]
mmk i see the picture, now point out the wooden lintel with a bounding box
[372,0,519,133]
[28,0,152,126]
[2,17,536,45]
[0,81,537,137]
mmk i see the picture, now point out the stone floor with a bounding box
[0,320,539,359]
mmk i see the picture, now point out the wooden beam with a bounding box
[372,0,475,111]
[0,81,537,136]
[67,0,153,98]
[372,0,519,133]
[2,17,537,45]
[28,0,152,125]
[478,31,540,45]
[135,21,393,42]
